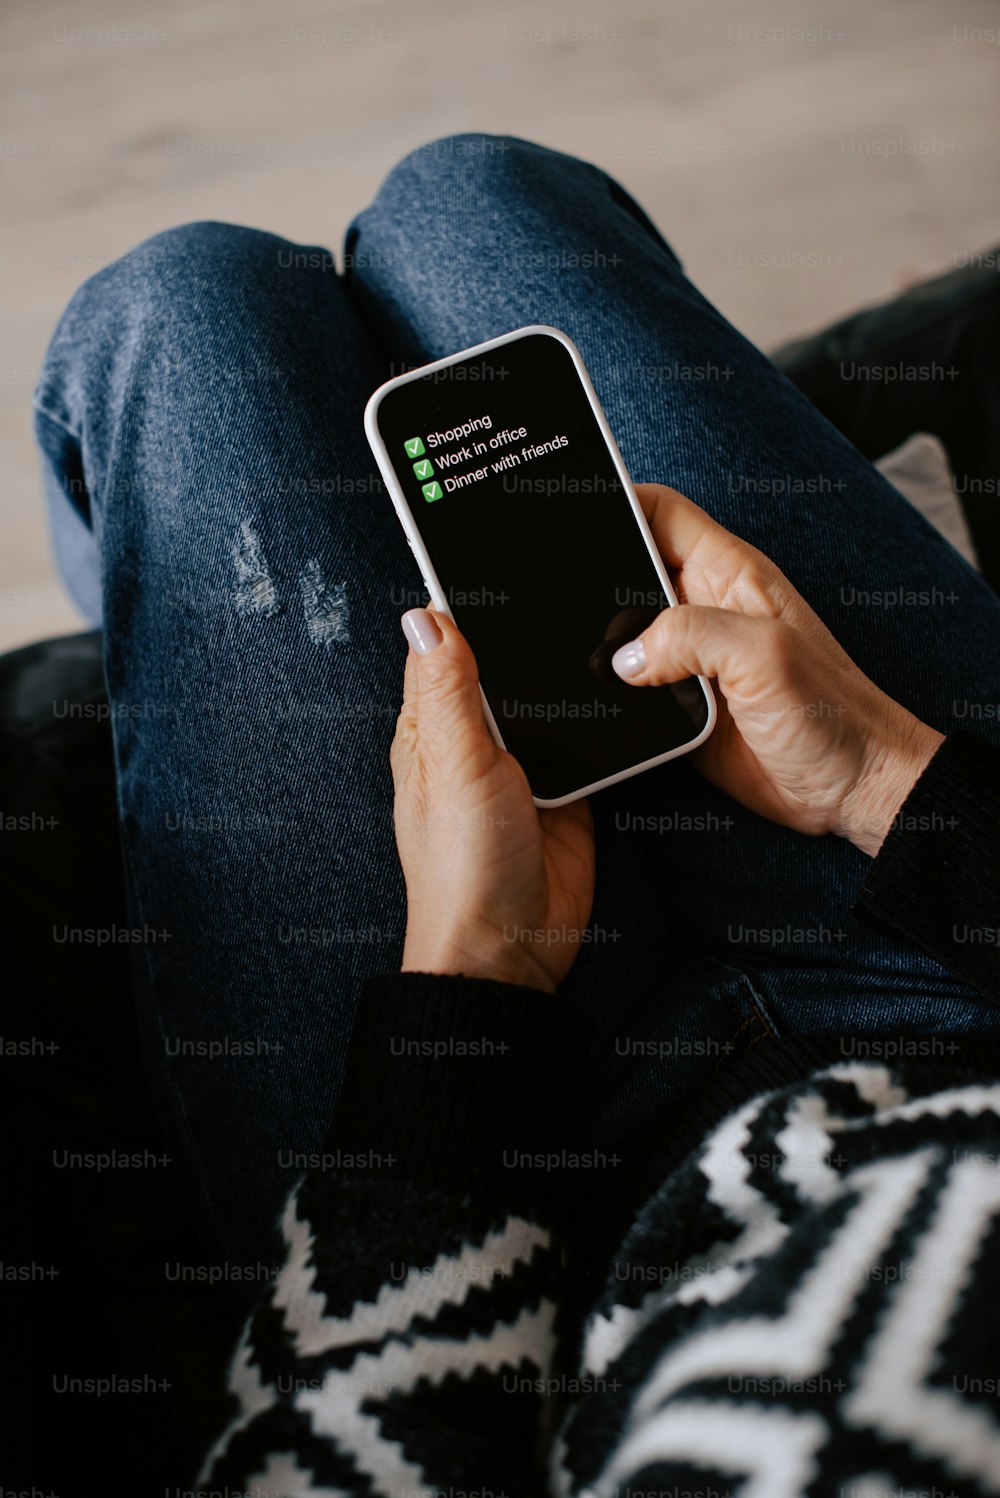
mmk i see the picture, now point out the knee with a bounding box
[375,133,566,214]
[48,222,340,386]
[107,220,305,305]
[128,218,277,266]
[66,221,337,346]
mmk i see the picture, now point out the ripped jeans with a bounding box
[34,134,1000,1266]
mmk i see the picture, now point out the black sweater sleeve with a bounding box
[853,731,1000,1000]
[200,971,591,1495]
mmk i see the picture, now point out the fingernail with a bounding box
[611,638,647,680]
[401,608,443,655]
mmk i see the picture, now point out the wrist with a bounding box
[402,922,557,993]
[837,714,945,858]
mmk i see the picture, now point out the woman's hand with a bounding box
[612,484,945,857]
[391,607,595,992]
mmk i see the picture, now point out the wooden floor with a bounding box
[2,0,998,650]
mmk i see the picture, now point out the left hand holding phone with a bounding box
[392,607,595,991]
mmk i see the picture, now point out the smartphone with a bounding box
[364,325,716,808]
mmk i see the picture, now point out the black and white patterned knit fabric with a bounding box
[201,1042,1000,1497]
[200,733,1000,1496]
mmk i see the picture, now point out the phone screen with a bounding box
[370,329,711,802]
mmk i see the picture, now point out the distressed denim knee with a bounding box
[34,220,344,531]
[33,219,379,637]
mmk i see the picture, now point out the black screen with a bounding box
[372,330,710,802]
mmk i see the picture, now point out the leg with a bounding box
[34,223,418,1263]
[344,136,1000,1140]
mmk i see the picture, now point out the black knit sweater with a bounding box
[201,732,1000,1496]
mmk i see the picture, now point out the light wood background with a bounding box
[2,0,998,651]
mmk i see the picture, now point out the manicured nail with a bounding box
[401,608,443,655]
[611,638,647,680]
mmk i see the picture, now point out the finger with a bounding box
[399,608,491,750]
[634,482,805,622]
[633,483,734,571]
[611,601,789,691]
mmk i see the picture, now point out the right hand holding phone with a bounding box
[613,485,945,857]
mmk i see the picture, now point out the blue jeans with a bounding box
[34,134,1000,1266]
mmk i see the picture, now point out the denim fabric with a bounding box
[34,133,1000,1264]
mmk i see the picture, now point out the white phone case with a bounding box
[364,323,717,808]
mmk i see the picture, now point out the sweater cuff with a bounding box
[852,732,1000,999]
[323,971,591,1198]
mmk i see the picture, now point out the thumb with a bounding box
[400,608,489,747]
[611,603,788,691]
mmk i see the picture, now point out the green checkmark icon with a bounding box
[422,481,443,502]
[403,436,425,458]
[412,458,434,480]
